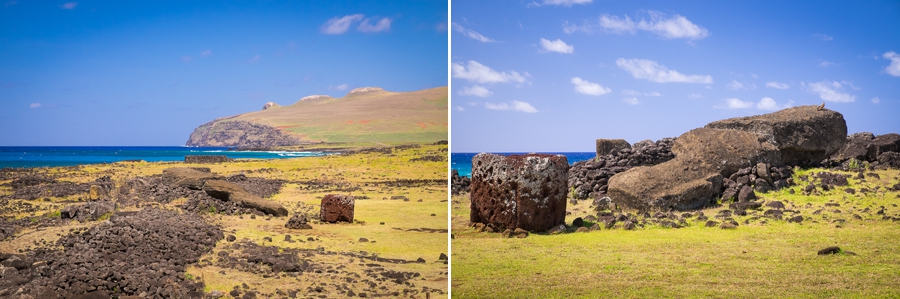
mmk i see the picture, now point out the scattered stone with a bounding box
[285,214,313,229]
[817,246,842,255]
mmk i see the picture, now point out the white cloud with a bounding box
[883,51,900,77]
[756,97,793,111]
[249,55,260,63]
[60,2,77,9]
[452,23,495,43]
[200,50,211,57]
[571,77,611,96]
[540,38,574,54]
[321,14,364,34]
[750,73,759,79]
[871,97,880,104]
[4,1,17,8]
[452,61,527,84]
[726,80,744,90]
[455,106,466,111]
[636,11,710,40]
[716,98,753,109]
[687,93,703,99]
[766,81,789,89]
[598,15,636,34]
[542,0,592,6]
[569,11,708,40]
[358,17,391,33]
[181,56,193,62]
[329,84,349,91]
[29,102,41,108]
[623,97,640,105]
[813,33,833,41]
[616,58,713,84]
[622,89,660,96]
[459,85,492,97]
[484,100,538,113]
[805,80,856,102]
[818,60,836,67]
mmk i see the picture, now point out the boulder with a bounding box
[705,105,847,166]
[608,128,781,211]
[867,133,900,161]
[469,153,568,232]
[878,152,900,168]
[832,132,875,162]
[320,194,355,223]
[162,167,218,189]
[596,139,631,157]
[202,180,288,216]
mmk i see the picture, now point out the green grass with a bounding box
[451,168,900,298]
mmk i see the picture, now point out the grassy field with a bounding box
[0,143,450,298]
[451,168,900,298]
[235,86,447,145]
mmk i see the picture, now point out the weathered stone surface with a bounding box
[832,132,875,162]
[608,128,781,211]
[878,152,900,168]
[705,105,847,166]
[285,214,312,229]
[569,138,675,200]
[202,180,288,216]
[450,169,471,195]
[596,139,631,157]
[320,194,355,223]
[469,153,568,232]
[867,134,900,161]
[184,155,231,163]
[162,167,218,189]
[60,201,116,222]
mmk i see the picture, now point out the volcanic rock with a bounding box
[285,214,313,229]
[202,180,288,216]
[163,167,218,189]
[320,194,355,223]
[60,201,116,222]
[705,105,847,166]
[608,128,780,211]
[469,153,568,232]
[596,139,631,157]
[184,155,231,163]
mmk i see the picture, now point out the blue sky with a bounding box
[450,0,900,152]
[1,1,447,146]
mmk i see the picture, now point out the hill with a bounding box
[186,86,448,148]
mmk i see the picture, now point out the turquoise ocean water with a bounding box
[0,146,328,168]
[451,152,595,177]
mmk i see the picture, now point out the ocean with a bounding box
[0,146,329,169]
[451,152,596,177]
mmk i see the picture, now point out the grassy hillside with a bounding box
[190,86,448,148]
[451,167,900,298]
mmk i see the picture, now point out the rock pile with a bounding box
[826,132,900,169]
[320,194,355,223]
[285,214,313,229]
[184,155,231,163]
[720,163,794,202]
[450,169,470,195]
[469,153,568,232]
[568,138,676,200]
[0,208,222,298]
